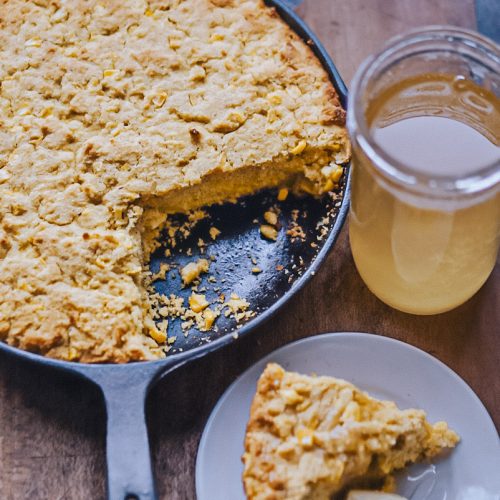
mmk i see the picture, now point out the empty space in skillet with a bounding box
[150,183,346,354]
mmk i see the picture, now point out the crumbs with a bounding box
[148,285,255,351]
[147,185,344,352]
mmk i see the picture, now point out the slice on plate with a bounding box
[242,363,459,500]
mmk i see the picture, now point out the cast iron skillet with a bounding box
[0,2,350,499]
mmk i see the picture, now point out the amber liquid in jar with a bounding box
[349,73,500,314]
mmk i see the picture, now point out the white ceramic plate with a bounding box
[196,332,500,500]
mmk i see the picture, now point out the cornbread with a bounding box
[0,0,349,362]
[242,364,459,500]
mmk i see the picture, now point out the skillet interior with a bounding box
[150,184,347,353]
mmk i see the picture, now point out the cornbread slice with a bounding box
[242,363,459,500]
[0,0,349,362]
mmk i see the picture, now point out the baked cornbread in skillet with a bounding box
[242,363,459,499]
[0,0,349,362]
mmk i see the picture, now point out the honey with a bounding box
[349,73,500,314]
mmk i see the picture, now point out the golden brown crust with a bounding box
[242,364,459,500]
[0,0,349,362]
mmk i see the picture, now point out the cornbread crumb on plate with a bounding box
[0,0,349,362]
[242,363,459,500]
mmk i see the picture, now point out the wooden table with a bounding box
[0,1,497,499]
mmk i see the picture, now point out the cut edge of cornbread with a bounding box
[138,144,349,256]
[242,363,459,500]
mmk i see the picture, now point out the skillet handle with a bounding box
[103,377,157,500]
[74,363,166,500]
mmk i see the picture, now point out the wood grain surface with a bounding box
[1,1,497,499]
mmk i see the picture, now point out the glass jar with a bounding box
[347,27,500,315]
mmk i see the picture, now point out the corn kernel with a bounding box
[210,33,225,41]
[152,92,167,108]
[296,428,315,449]
[341,401,360,422]
[277,188,289,201]
[307,415,319,430]
[64,47,79,58]
[267,108,281,123]
[209,227,220,240]
[251,266,261,274]
[95,256,110,268]
[228,111,245,124]
[202,308,217,330]
[277,442,295,458]
[260,224,278,241]
[267,399,285,416]
[321,165,334,176]
[112,126,124,137]
[39,107,53,118]
[11,204,26,216]
[0,170,11,184]
[87,78,100,89]
[282,389,304,405]
[52,9,68,22]
[267,92,282,105]
[331,166,343,183]
[290,139,307,155]
[323,179,334,192]
[296,398,312,412]
[144,8,154,16]
[149,328,167,344]
[68,348,79,361]
[215,151,227,170]
[28,131,43,143]
[190,65,206,81]
[17,106,31,116]
[125,266,142,275]
[264,211,278,226]
[127,23,139,34]
[25,37,41,48]
[189,293,209,313]
[168,36,181,49]
[321,164,343,185]
[103,69,118,78]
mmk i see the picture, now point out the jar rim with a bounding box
[347,25,500,197]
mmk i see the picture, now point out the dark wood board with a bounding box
[1,1,496,499]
